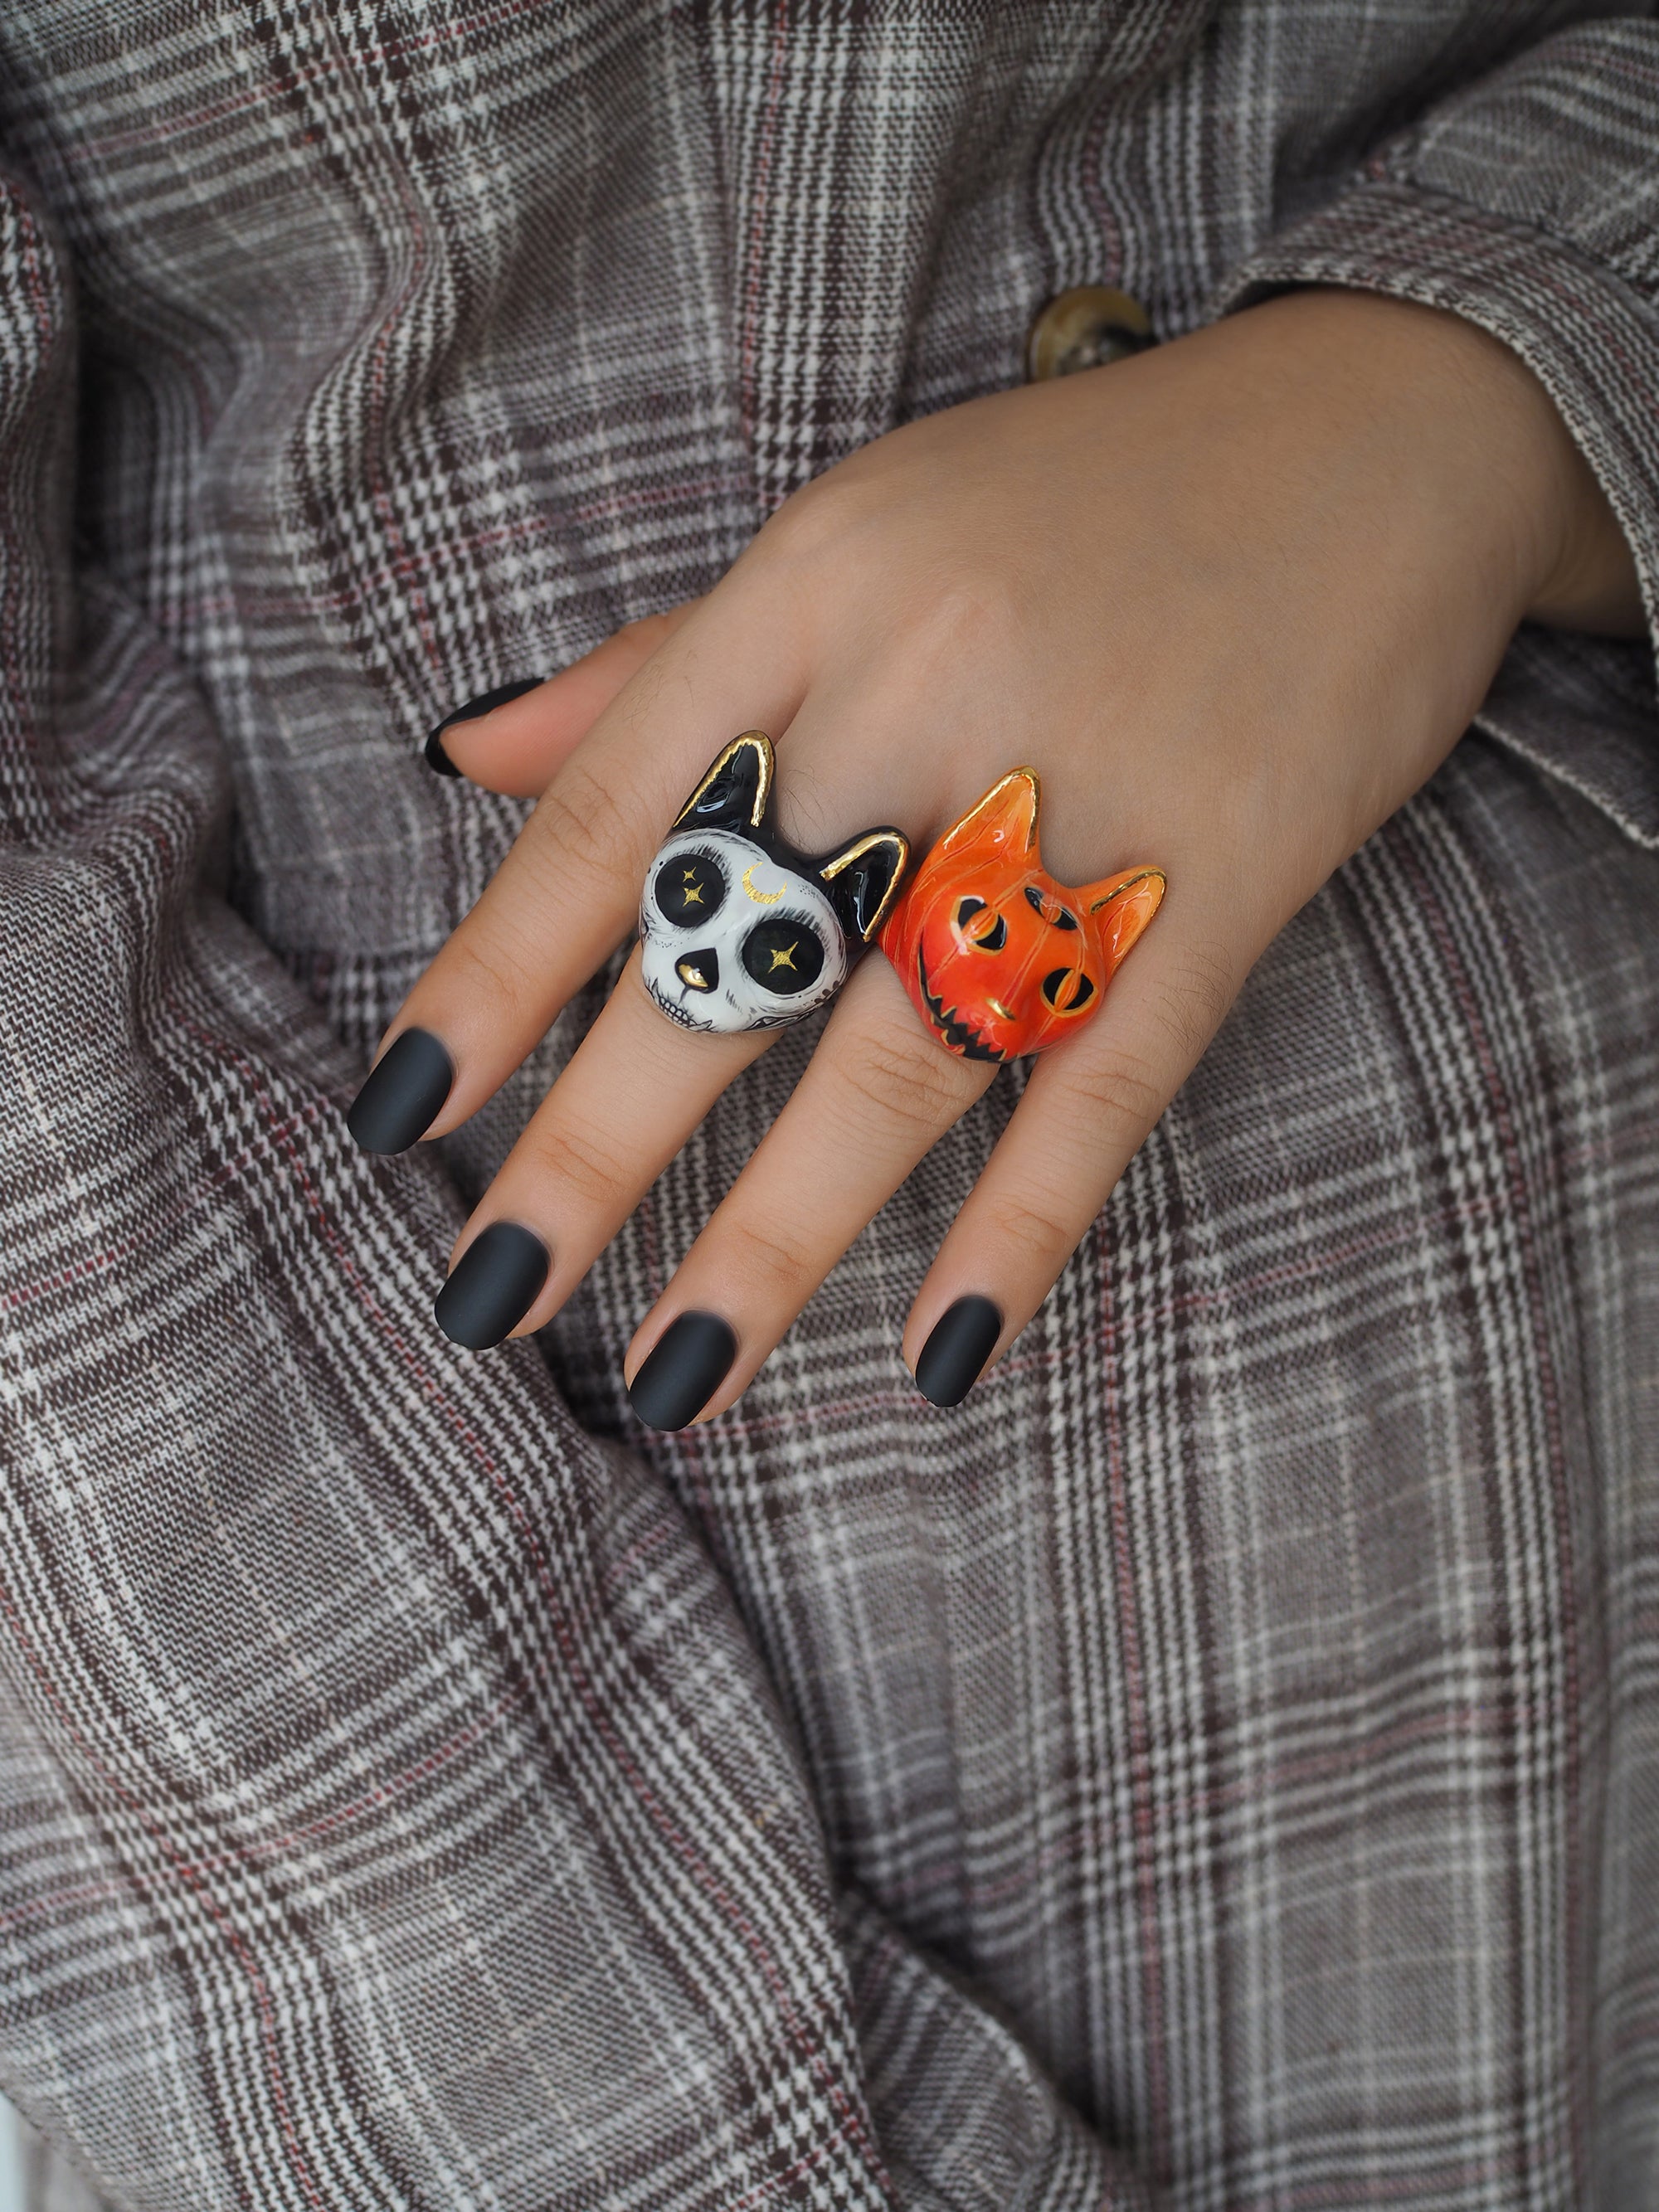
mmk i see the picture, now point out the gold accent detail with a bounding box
[943,768,1041,858]
[676,956,714,991]
[986,998,1015,1021]
[1047,971,1096,1018]
[742,863,785,906]
[674,731,774,831]
[681,882,705,907]
[1088,867,1166,911]
[1005,767,1042,853]
[768,943,799,973]
[819,829,912,938]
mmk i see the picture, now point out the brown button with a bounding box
[1025,285,1155,382]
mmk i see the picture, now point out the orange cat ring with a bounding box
[879,769,1165,1062]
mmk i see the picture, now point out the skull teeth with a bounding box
[917,948,1005,1062]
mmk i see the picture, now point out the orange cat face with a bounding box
[879,770,1165,1062]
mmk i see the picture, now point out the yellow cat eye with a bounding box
[1040,966,1096,1015]
[955,896,1008,951]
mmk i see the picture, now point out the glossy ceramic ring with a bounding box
[879,768,1165,1061]
[639,732,910,1035]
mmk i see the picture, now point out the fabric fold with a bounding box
[1214,23,1659,848]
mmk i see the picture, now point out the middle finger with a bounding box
[620,953,995,1428]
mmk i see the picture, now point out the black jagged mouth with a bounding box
[644,968,707,1030]
[917,946,1005,1062]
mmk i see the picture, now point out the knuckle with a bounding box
[532,757,648,887]
[1058,1043,1166,1133]
[912,575,1015,660]
[444,918,548,1019]
[761,474,847,556]
[1162,937,1237,1050]
[1150,946,1238,1066]
[619,605,692,657]
[830,1022,978,1134]
[981,1189,1078,1271]
[757,470,881,576]
[721,1212,816,1299]
[526,1116,632,1213]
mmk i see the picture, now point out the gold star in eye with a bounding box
[768,942,799,972]
[682,867,699,881]
[681,882,705,906]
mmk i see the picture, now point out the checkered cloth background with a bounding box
[2,4,1657,2206]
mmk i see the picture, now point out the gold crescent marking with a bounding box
[742,863,785,906]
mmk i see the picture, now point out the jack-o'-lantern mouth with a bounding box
[917,946,1006,1063]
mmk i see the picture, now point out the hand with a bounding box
[352,287,1641,1424]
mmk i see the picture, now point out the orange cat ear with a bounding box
[940,767,1041,860]
[1085,867,1166,972]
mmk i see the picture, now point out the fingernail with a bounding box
[913,1296,1002,1408]
[347,1028,455,1153]
[424,677,542,776]
[628,1311,737,1431]
[435,1223,551,1350]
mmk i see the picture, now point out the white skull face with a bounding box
[639,829,849,1034]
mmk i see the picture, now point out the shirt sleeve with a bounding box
[0,160,1157,2212]
[1214,17,1659,850]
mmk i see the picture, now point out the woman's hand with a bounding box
[352,287,1641,1424]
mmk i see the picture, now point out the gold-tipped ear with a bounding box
[1087,867,1166,973]
[942,766,1041,857]
[674,730,774,830]
[820,828,912,939]
[1087,866,1166,912]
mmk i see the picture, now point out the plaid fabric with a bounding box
[2,4,1657,2207]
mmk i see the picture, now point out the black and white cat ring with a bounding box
[638,732,910,1034]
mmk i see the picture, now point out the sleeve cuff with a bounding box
[1212,177,1659,849]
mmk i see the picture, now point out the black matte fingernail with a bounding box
[423,677,543,775]
[435,1223,551,1350]
[914,1296,1003,1408]
[347,1028,455,1153]
[628,1311,737,1431]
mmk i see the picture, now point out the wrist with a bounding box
[1529,450,1645,636]
[1278,287,1642,639]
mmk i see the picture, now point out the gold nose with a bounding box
[676,951,718,993]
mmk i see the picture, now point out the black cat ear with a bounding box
[674,731,774,834]
[820,828,910,941]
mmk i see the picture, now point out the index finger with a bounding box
[354,592,809,1150]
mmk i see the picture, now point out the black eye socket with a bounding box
[1024,885,1078,929]
[654,852,726,927]
[956,896,1007,952]
[742,919,825,995]
[1041,966,1096,1014]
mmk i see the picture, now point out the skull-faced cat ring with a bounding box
[639,732,909,1035]
[879,768,1165,1061]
